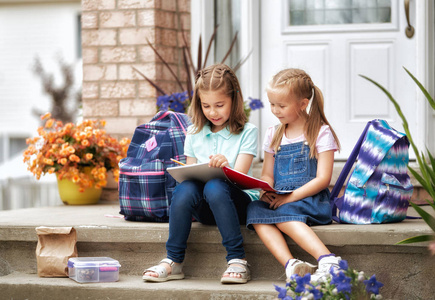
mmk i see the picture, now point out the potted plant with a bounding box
[23,113,130,205]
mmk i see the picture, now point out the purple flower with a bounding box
[169,100,185,113]
[173,91,189,103]
[295,273,312,293]
[330,270,352,296]
[274,284,288,299]
[157,95,171,107]
[339,259,349,271]
[364,275,384,295]
[248,97,264,110]
[309,287,323,300]
[157,91,190,112]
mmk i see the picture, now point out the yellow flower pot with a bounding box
[57,177,102,205]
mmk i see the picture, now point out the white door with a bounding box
[260,0,425,159]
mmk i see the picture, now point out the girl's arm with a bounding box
[260,151,275,187]
[186,156,197,165]
[259,151,276,202]
[233,153,254,174]
[269,150,334,209]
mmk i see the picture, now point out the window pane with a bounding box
[215,0,240,67]
[288,0,391,26]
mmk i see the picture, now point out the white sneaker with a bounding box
[285,258,317,279]
[311,256,342,283]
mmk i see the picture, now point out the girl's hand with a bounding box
[260,191,276,204]
[268,193,293,210]
[209,154,229,168]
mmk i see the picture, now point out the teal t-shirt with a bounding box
[184,122,260,201]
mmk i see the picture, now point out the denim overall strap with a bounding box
[273,141,317,191]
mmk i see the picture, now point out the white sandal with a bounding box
[142,258,184,282]
[220,258,251,284]
[285,258,317,279]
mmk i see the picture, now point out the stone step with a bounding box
[0,204,433,299]
[0,273,277,300]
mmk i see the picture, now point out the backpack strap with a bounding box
[330,121,372,223]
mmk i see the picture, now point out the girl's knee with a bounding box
[203,179,228,204]
[172,180,202,207]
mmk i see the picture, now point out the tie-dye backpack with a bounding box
[330,119,413,224]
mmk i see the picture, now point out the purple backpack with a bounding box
[118,111,191,222]
[330,119,414,224]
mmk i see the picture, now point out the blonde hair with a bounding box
[267,68,340,158]
[188,63,247,134]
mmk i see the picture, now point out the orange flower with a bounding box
[69,154,80,163]
[43,158,54,166]
[23,115,131,192]
[72,174,80,183]
[41,112,51,120]
[45,119,54,128]
[67,146,75,153]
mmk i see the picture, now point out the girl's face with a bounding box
[199,90,232,132]
[267,90,306,125]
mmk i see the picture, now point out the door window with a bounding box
[289,0,391,26]
[283,0,397,33]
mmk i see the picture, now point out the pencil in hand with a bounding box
[170,158,186,166]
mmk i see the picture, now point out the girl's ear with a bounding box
[300,98,309,111]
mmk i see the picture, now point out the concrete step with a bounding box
[0,273,277,300]
[0,204,433,300]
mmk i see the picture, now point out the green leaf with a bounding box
[410,202,435,232]
[427,150,435,172]
[396,234,435,245]
[404,67,435,110]
[408,166,431,192]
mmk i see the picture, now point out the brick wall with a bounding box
[81,0,191,139]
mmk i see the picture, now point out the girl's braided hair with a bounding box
[188,64,247,134]
[268,68,340,158]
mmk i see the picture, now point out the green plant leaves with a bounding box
[396,234,435,245]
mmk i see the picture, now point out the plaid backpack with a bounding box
[330,119,414,224]
[118,111,191,222]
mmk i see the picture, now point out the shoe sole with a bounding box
[293,263,317,277]
[143,273,185,282]
[220,275,251,284]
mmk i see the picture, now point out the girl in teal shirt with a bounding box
[143,64,258,284]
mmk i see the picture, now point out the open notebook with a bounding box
[167,163,292,193]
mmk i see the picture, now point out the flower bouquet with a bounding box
[23,113,130,193]
[275,260,384,300]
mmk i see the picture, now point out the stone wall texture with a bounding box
[81,0,191,139]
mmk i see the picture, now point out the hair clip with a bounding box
[309,88,315,102]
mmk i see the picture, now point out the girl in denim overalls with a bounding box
[247,68,342,282]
